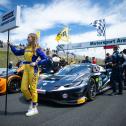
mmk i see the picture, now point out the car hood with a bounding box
[37,74,87,91]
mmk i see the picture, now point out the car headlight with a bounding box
[62,93,68,99]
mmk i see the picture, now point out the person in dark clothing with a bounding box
[40,56,53,74]
[52,54,61,73]
[16,60,23,68]
[8,61,13,69]
[110,45,124,95]
[81,56,91,63]
[122,49,126,87]
[105,53,112,69]
[60,58,67,67]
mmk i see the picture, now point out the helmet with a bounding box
[92,66,100,73]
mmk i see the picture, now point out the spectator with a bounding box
[52,54,61,73]
[81,56,91,63]
[92,57,97,64]
[104,53,112,69]
[70,58,76,64]
[60,58,67,67]
[8,61,13,69]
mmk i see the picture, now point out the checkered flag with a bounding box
[91,19,106,36]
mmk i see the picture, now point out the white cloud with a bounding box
[0,0,103,42]
[0,0,126,59]
[105,0,126,25]
[41,34,58,49]
[0,0,10,15]
[0,0,10,6]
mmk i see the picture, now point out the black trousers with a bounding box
[111,77,123,93]
[123,65,126,86]
[111,66,123,93]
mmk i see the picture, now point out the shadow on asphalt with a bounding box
[100,90,125,96]
[0,110,26,116]
[38,100,85,108]
[19,96,30,105]
[18,95,86,108]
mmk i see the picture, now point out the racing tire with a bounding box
[8,77,21,93]
[87,78,97,101]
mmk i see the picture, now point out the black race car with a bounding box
[37,63,111,105]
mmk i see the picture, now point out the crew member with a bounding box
[111,45,123,95]
[105,53,112,70]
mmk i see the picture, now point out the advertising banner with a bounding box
[57,37,126,50]
[0,6,20,33]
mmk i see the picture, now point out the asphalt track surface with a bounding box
[0,90,126,126]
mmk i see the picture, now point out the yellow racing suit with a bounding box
[10,45,48,103]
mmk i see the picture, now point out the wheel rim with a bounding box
[90,79,96,98]
[9,79,21,92]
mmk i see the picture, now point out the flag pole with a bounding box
[67,44,68,64]
[104,19,107,60]
[67,26,69,64]
[56,26,69,64]
[104,34,107,58]
[5,29,10,115]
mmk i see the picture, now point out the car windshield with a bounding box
[0,68,6,74]
[56,65,90,75]
[0,68,16,76]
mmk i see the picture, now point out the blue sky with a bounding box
[0,0,126,58]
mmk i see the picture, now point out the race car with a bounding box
[0,66,24,94]
[37,63,111,105]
